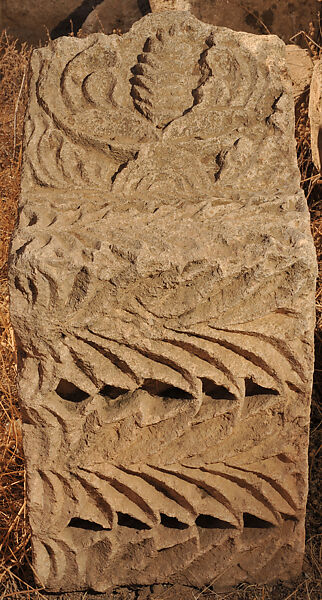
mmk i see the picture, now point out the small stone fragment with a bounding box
[309,59,322,172]
[81,0,145,35]
[149,0,191,11]
[285,46,314,101]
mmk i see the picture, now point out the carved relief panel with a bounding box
[10,12,316,592]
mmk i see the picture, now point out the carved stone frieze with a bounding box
[9,12,317,592]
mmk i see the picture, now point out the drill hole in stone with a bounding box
[99,384,128,399]
[68,517,105,531]
[160,513,189,530]
[243,513,275,529]
[117,512,151,530]
[244,378,279,397]
[201,379,235,400]
[195,514,236,529]
[141,379,193,400]
[55,379,90,402]
[28,213,38,226]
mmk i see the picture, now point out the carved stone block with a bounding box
[9,12,317,593]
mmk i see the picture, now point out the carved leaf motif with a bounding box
[11,11,313,590]
[19,248,307,587]
[131,26,204,128]
[28,303,303,529]
[111,143,213,198]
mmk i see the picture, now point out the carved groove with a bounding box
[119,466,197,517]
[68,518,105,531]
[244,378,278,397]
[202,467,279,525]
[117,512,151,530]
[141,379,193,399]
[195,515,235,529]
[160,514,189,530]
[55,379,89,402]
[75,335,140,384]
[99,385,128,399]
[151,465,239,524]
[243,513,275,529]
[201,379,235,400]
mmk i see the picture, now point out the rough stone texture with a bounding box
[0,0,81,43]
[2,0,321,43]
[309,59,322,172]
[82,0,321,41]
[285,46,315,101]
[150,0,191,10]
[150,0,321,42]
[9,11,317,593]
[85,2,317,102]
[81,1,146,35]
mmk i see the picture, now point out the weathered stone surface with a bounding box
[150,0,321,42]
[150,0,191,10]
[309,59,322,172]
[81,0,146,35]
[2,0,321,43]
[86,0,321,42]
[84,2,317,102]
[1,0,81,43]
[285,45,314,101]
[9,11,316,593]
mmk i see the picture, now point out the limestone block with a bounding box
[9,11,317,593]
[150,0,321,43]
[309,59,322,172]
[81,1,146,35]
[1,0,80,43]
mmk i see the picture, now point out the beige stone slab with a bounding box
[309,59,322,172]
[9,11,316,593]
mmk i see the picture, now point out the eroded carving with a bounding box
[130,25,208,127]
[9,11,316,593]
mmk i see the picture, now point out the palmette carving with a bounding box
[23,15,292,196]
[10,11,316,593]
[131,24,206,127]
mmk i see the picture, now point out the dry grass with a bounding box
[0,31,33,595]
[0,22,321,600]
